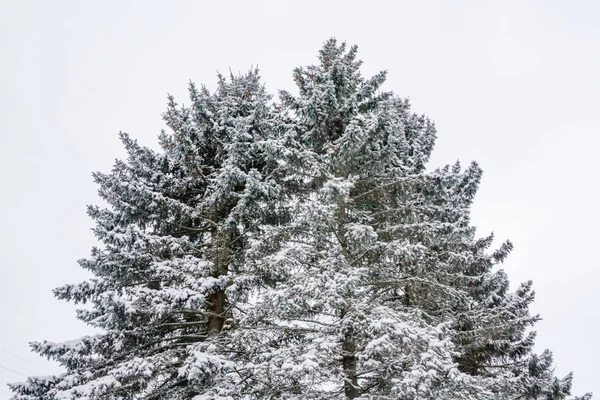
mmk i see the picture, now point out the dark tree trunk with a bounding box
[342,337,359,399]
[337,201,360,398]
[207,226,230,334]
[207,290,227,333]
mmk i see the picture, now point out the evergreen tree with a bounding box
[229,40,591,399]
[9,70,289,399]
[9,40,590,400]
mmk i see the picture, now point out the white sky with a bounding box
[0,0,598,398]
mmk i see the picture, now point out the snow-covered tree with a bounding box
[9,40,590,400]
[8,70,290,399]
[230,39,591,399]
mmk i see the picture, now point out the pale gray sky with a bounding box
[0,1,598,398]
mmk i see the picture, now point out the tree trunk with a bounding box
[338,201,360,398]
[207,290,227,333]
[342,337,360,398]
[207,226,230,334]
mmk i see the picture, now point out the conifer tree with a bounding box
[9,70,289,399]
[9,40,590,400]
[231,40,591,399]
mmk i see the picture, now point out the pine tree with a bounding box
[8,70,289,399]
[9,40,590,400]
[229,40,591,399]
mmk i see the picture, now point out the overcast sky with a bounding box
[1,0,598,398]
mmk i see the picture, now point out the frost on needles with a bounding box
[8,39,591,400]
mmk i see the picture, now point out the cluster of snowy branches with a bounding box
[8,40,591,400]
